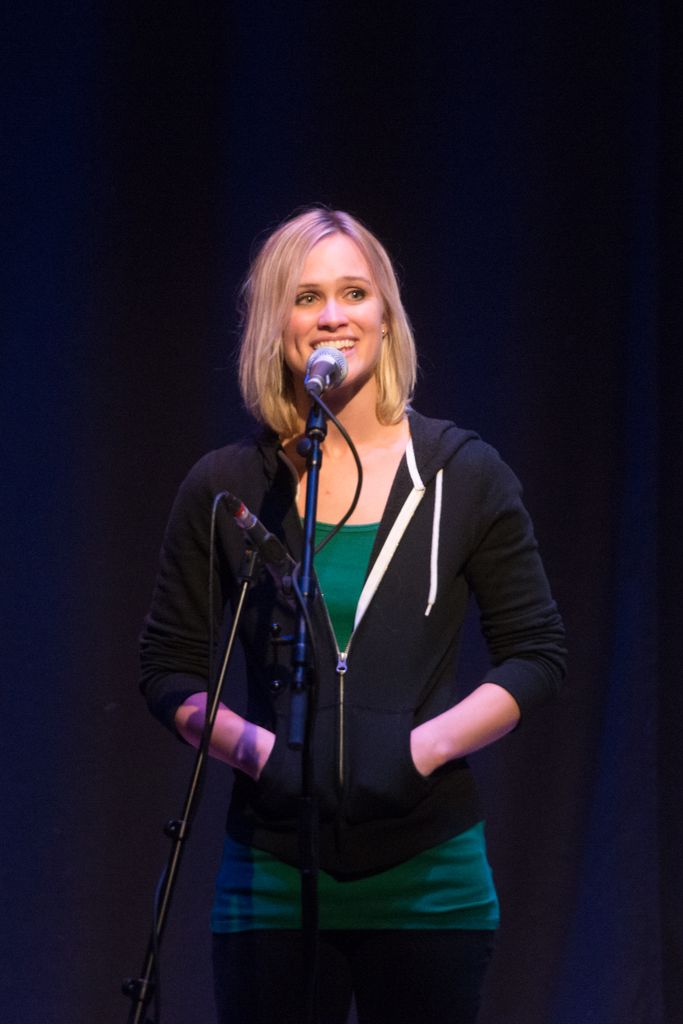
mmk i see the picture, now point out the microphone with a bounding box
[222,492,295,596]
[304,347,348,397]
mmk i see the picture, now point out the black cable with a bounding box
[143,493,225,1024]
[150,869,165,1023]
[311,392,364,556]
[208,492,224,696]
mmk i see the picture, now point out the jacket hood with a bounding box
[406,408,480,484]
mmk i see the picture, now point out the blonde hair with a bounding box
[238,207,417,436]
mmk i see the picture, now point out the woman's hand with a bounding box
[410,682,522,777]
[410,717,449,777]
[174,693,275,780]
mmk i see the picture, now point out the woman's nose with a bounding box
[318,298,348,328]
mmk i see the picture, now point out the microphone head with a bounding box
[304,347,349,397]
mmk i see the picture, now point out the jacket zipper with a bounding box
[318,595,354,791]
[282,454,360,795]
[336,651,348,789]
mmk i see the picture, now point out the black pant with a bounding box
[212,928,494,1024]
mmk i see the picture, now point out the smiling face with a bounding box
[282,232,386,406]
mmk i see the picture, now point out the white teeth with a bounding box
[313,340,355,350]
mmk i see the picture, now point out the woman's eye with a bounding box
[347,288,366,300]
[295,293,317,306]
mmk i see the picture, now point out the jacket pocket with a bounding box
[252,712,301,820]
[251,705,342,823]
[343,705,432,824]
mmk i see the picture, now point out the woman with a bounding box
[140,208,566,1023]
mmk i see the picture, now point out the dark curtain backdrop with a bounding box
[4,2,680,1022]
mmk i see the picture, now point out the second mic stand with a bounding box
[289,396,328,1024]
[122,547,260,1024]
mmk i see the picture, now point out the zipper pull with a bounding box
[337,652,348,674]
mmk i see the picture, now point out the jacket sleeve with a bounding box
[463,444,567,715]
[139,453,225,734]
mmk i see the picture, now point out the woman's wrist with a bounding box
[410,683,521,776]
[231,719,275,779]
[411,718,451,776]
[174,694,275,779]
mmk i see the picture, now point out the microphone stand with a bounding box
[289,395,328,1024]
[122,547,260,1024]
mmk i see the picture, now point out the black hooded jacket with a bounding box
[140,410,566,878]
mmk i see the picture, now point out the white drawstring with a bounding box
[353,440,445,628]
[424,468,443,616]
[354,439,425,629]
[405,436,425,490]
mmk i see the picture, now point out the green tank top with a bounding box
[313,520,379,651]
[211,521,499,932]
